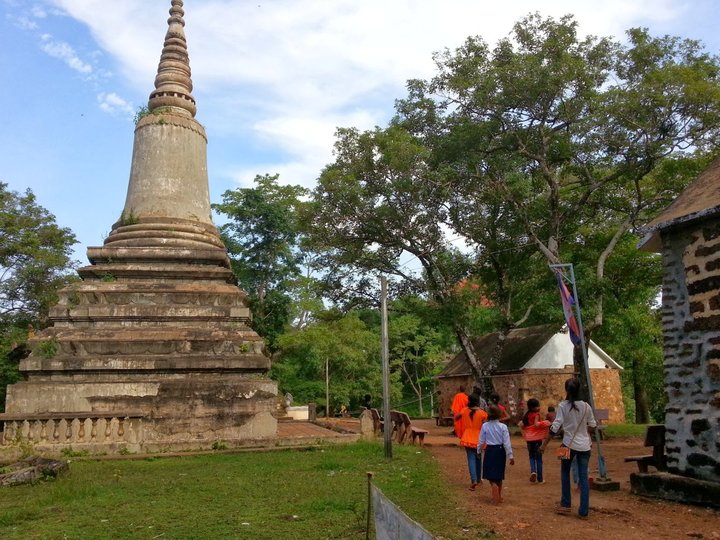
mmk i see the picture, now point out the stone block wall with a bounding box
[660,219,720,483]
[493,369,625,423]
[437,367,624,423]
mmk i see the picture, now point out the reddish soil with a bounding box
[413,419,720,540]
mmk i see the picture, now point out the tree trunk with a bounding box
[573,343,591,403]
[455,326,492,395]
[632,356,651,424]
[456,324,513,398]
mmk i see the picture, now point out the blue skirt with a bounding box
[482,444,507,481]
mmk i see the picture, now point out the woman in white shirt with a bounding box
[540,377,596,519]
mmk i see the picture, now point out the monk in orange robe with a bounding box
[451,387,469,437]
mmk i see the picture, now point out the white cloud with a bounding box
[31,5,47,18]
[97,92,134,116]
[46,0,687,188]
[11,15,38,30]
[39,33,92,74]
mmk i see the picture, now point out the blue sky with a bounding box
[1,0,719,264]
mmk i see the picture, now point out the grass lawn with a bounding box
[603,423,652,438]
[0,442,493,540]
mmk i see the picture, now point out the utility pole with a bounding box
[380,276,392,458]
[325,356,330,418]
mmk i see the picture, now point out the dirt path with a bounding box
[414,419,720,540]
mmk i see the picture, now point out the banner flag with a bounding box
[554,269,582,346]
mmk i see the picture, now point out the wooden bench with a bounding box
[370,409,429,445]
[433,415,453,427]
[369,408,384,435]
[393,411,429,446]
[624,424,667,473]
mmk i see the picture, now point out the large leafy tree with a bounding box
[400,14,720,323]
[212,174,309,350]
[305,126,509,391]
[391,14,720,400]
[0,182,77,409]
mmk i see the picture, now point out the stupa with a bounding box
[1,0,278,452]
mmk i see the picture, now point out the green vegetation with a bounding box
[118,209,140,226]
[0,442,491,540]
[132,106,150,125]
[603,423,652,439]
[66,290,81,307]
[294,14,720,420]
[0,183,77,411]
[34,338,59,359]
[211,440,227,450]
[212,174,309,351]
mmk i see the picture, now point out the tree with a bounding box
[389,313,444,416]
[306,126,505,392]
[273,314,400,414]
[212,174,308,350]
[0,182,77,410]
[394,14,720,399]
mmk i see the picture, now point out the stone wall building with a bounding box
[1,0,277,453]
[436,325,625,423]
[639,156,720,492]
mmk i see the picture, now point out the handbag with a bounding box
[556,403,588,460]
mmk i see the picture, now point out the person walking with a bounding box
[471,386,489,411]
[451,386,469,437]
[489,393,510,423]
[457,393,489,491]
[540,377,597,519]
[478,404,514,504]
[518,398,550,483]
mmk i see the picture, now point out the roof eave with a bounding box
[639,206,720,252]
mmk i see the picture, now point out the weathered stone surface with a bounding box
[630,472,720,508]
[657,226,720,483]
[0,456,69,487]
[1,1,277,453]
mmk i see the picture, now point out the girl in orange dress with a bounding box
[456,393,489,490]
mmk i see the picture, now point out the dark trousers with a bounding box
[526,440,543,482]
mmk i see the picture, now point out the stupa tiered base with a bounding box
[3,217,278,452]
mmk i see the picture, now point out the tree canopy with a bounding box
[212,174,309,350]
[301,14,720,412]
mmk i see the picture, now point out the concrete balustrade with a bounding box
[0,413,144,447]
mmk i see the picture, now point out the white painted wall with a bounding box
[523,333,622,370]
